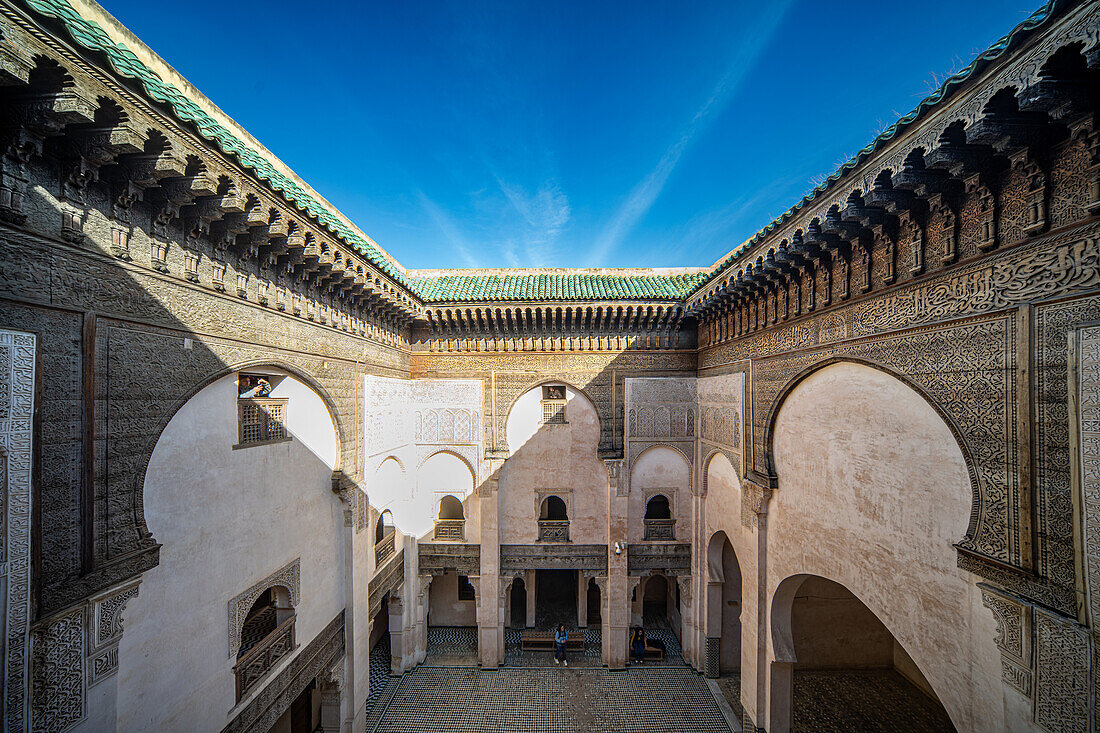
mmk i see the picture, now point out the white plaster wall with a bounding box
[363,375,482,540]
[628,446,691,542]
[766,362,1003,731]
[428,571,478,626]
[703,453,756,682]
[501,386,607,544]
[419,452,480,542]
[117,373,345,732]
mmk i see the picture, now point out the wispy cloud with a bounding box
[417,190,482,268]
[496,178,571,266]
[587,1,795,267]
[663,175,804,264]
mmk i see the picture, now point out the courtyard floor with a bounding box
[791,669,955,733]
[371,665,734,733]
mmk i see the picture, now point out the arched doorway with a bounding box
[539,495,568,519]
[644,494,671,518]
[119,369,342,731]
[510,577,527,629]
[705,531,741,676]
[586,578,601,626]
[771,575,955,732]
[368,593,392,694]
[642,574,669,623]
[439,495,464,519]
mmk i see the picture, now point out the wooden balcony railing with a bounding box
[433,519,465,541]
[376,531,396,565]
[538,519,570,542]
[233,615,296,701]
[644,518,676,541]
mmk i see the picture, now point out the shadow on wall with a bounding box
[117,370,346,731]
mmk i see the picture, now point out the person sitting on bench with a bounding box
[555,624,569,666]
[630,627,646,663]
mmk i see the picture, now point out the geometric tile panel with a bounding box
[374,666,732,732]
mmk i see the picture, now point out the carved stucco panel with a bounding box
[1033,608,1090,733]
[30,608,85,733]
[0,329,35,733]
[227,558,301,659]
[752,312,1016,565]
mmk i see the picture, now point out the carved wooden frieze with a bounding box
[626,543,691,575]
[418,543,481,575]
[700,225,1100,367]
[367,549,405,619]
[499,544,608,573]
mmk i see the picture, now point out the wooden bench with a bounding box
[643,639,665,661]
[520,631,585,651]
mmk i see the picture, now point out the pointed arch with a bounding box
[760,356,980,540]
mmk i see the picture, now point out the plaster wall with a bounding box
[790,576,893,669]
[428,571,479,626]
[117,374,344,732]
[419,452,480,542]
[719,539,743,673]
[364,375,482,540]
[766,362,1003,732]
[629,446,691,542]
[703,450,756,691]
[501,386,608,544]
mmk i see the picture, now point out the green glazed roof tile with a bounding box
[20,0,1060,303]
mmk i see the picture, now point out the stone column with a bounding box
[414,574,432,664]
[604,459,629,669]
[387,595,404,675]
[477,462,505,668]
[525,569,537,628]
[744,478,773,732]
[577,573,588,628]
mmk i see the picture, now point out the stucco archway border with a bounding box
[760,356,981,546]
[700,447,740,498]
[500,377,605,457]
[416,448,480,487]
[628,442,693,494]
[135,359,348,547]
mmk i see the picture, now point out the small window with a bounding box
[458,574,476,601]
[237,398,289,447]
[236,373,290,448]
[541,385,567,424]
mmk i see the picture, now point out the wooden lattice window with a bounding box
[237,397,289,448]
[541,384,567,424]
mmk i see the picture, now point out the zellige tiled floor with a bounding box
[373,666,733,733]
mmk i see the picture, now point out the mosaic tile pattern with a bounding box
[364,635,397,726]
[716,673,745,723]
[374,666,733,733]
[792,670,956,733]
[425,626,480,666]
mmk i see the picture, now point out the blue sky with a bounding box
[101,0,1044,270]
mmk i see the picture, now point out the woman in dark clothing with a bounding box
[555,624,568,666]
[631,627,646,663]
